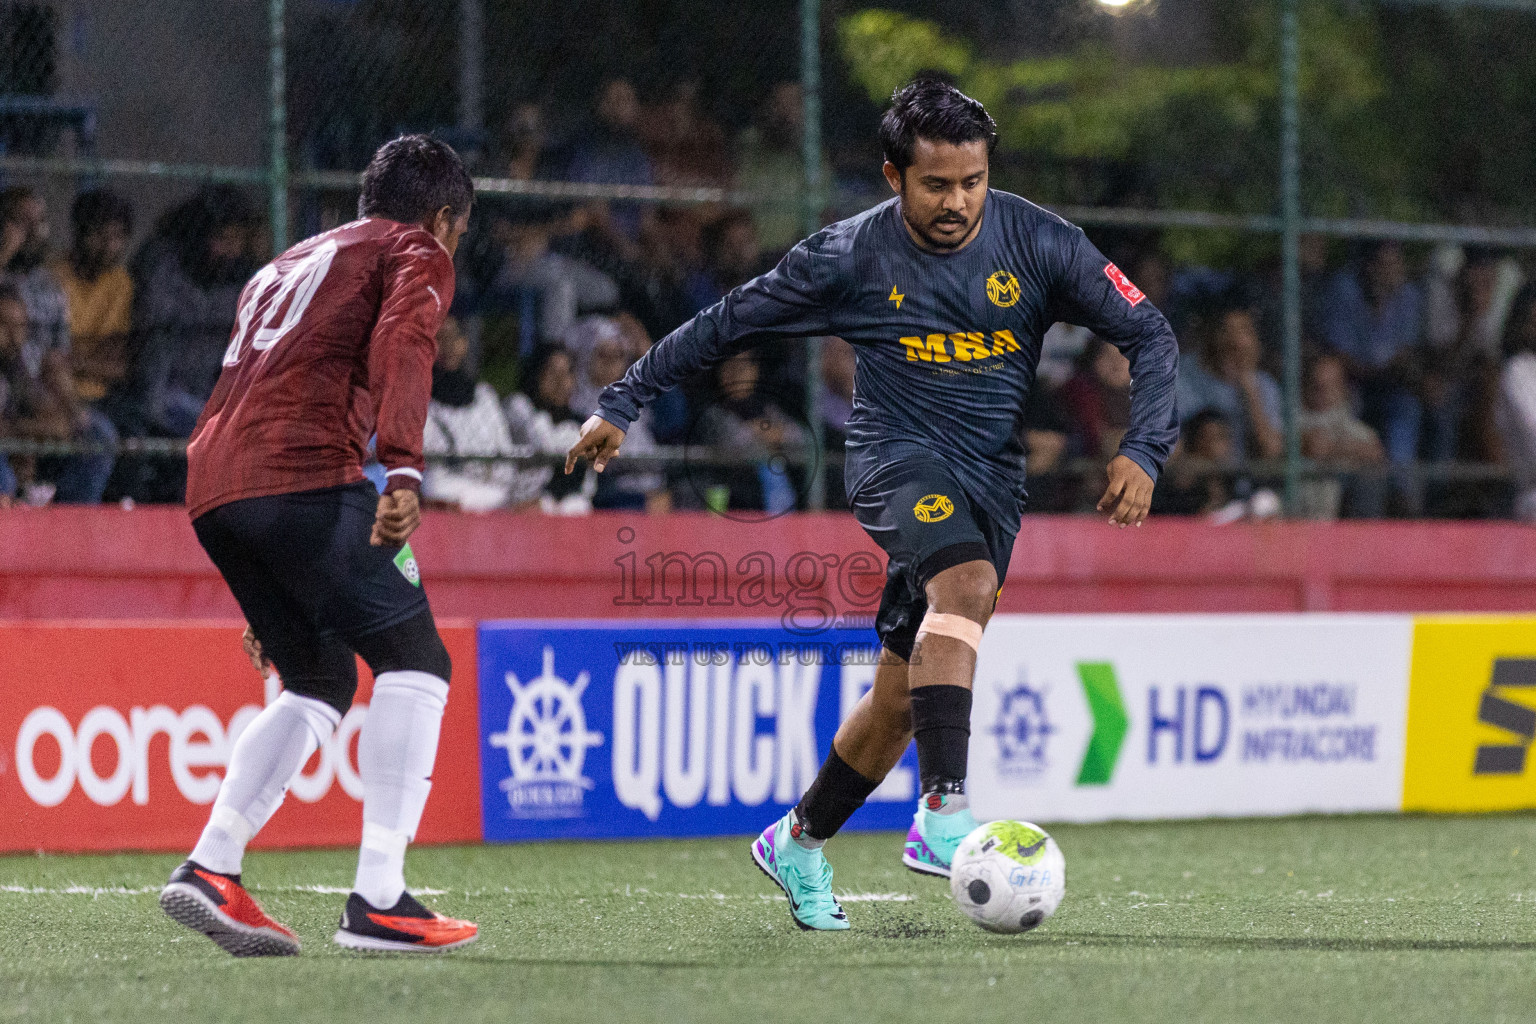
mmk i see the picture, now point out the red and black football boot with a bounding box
[159,860,300,957]
[333,891,478,953]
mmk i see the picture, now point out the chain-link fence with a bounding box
[3,0,1536,520]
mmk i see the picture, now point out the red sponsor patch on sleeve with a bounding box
[1104,262,1146,307]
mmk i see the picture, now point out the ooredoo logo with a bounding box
[12,678,368,809]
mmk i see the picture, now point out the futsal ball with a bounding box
[950,820,1066,933]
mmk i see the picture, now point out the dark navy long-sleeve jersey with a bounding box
[597,190,1179,525]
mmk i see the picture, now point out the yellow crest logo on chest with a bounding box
[986,270,1021,308]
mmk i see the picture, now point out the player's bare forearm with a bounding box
[565,414,626,474]
[1097,454,1155,528]
[371,488,421,546]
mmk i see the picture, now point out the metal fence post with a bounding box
[801,0,826,511]
[1279,0,1303,512]
[269,0,289,254]
[459,0,485,138]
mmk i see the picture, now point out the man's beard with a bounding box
[921,220,969,250]
[901,204,971,251]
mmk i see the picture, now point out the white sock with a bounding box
[788,809,825,852]
[190,691,340,875]
[353,670,448,908]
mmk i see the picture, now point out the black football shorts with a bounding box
[192,481,437,712]
[848,457,1017,661]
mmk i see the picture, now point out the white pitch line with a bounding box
[837,893,917,902]
[0,884,446,897]
[0,884,916,900]
[671,891,915,903]
[1,885,161,896]
[274,885,446,896]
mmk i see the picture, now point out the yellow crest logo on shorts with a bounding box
[985,270,1021,308]
[913,493,955,523]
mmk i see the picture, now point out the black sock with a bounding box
[187,860,240,884]
[793,749,880,841]
[910,684,972,794]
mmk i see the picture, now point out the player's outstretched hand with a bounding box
[565,414,626,475]
[1097,454,1154,528]
[371,488,421,547]
[241,624,272,675]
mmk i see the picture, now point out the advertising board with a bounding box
[1,623,480,852]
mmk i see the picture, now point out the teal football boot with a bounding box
[901,793,979,878]
[749,812,850,931]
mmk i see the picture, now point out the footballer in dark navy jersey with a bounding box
[567,80,1179,930]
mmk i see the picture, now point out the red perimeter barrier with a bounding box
[0,622,481,853]
[1,506,1534,619]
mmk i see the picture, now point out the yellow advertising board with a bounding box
[1403,616,1536,812]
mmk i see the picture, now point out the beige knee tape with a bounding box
[916,611,984,652]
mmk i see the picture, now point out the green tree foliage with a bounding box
[836,4,1426,263]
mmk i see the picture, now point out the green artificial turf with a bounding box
[5,814,1536,1023]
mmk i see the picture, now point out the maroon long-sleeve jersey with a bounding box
[185,218,455,519]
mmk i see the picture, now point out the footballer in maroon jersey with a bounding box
[161,135,480,955]
[184,215,455,518]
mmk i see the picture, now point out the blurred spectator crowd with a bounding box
[7,75,1536,521]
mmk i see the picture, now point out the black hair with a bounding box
[0,185,35,223]
[1184,409,1230,439]
[1357,237,1403,265]
[161,184,257,239]
[1073,336,1110,376]
[879,79,998,173]
[1462,245,1499,268]
[71,188,134,240]
[1191,295,1256,354]
[702,209,756,266]
[151,185,257,276]
[909,67,958,87]
[0,280,22,307]
[358,134,474,225]
[521,343,573,411]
